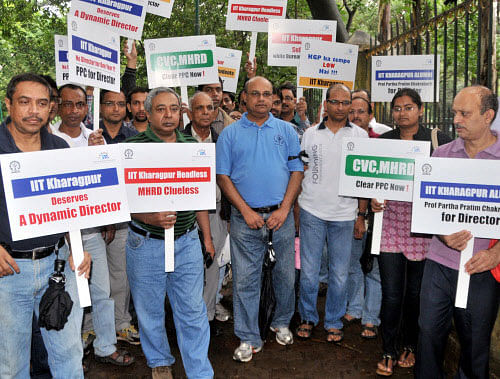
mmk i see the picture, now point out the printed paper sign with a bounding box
[121,143,216,212]
[0,145,130,241]
[371,55,440,102]
[298,40,358,90]
[339,138,430,201]
[412,157,500,238]
[226,0,287,33]
[70,0,147,40]
[67,16,120,92]
[145,35,218,88]
[267,19,336,67]
[55,35,70,87]
[215,47,242,93]
[147,0,174,18]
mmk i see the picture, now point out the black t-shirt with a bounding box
[0,120,69,250]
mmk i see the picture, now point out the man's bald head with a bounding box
[326,83,352,100]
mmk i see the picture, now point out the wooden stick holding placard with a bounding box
[180,86,190,128]
[93,88,100,132]
[297,87,303,99]
[371,199,384,255]
[249,32,258,63]
[455,238,474,308]
[68,230,91,307]
[164,224,175,272]
[319,88,327,120]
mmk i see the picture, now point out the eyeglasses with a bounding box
[61,101,86,110]
[248,91,272,98]
[348,109,367,115]
[103,101,126,108]
[326,99,351,106]
[393,106,416,113]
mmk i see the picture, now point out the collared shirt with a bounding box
[125,126,197,238]
[426,132,500,270]
[298,117,368,221]
[216,112,303,208]
[211,108,233,136]
[191,126,212,143]
[100,120,138,144]
[0,120,68,250]
[51,121,93,148]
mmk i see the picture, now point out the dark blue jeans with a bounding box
[31,314,51,379]
[416,259,500,379]
[378,252,425,357]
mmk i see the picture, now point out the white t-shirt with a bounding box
[299,120,368,221]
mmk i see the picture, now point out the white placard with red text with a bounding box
[147,0,175,18]
[267,19,337,67]
[0,145,130,241]
[55,35,70,87]
[70,0,147,40]
[215,47,242,94]
[120,143,216,212]
[298,40,358,90]
[67,16,120,92]
[145,35,218,88]
[226,0,287,32]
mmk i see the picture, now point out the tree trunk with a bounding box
[378,0,391,43]
[479,0,496,87]
[306,0,349,42]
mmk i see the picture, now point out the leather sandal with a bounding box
[376,354,395,376]
[296,321,313,340]
[361,324,378,339]
[326,328,344,343]
[398,347,415,368]
[95,349,135,366]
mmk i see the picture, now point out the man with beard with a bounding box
[126,87,149,133]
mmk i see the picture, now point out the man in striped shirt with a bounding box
[125,87,214,379]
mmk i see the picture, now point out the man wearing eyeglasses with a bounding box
[99,90,138,144]
[278,82,310,138]
[198,79,234,135]
[217,76,304,362]
[296,84,368,344]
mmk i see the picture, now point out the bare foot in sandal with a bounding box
[376,354,395,376]
[398,347,415,368]
[95,349,135,366]
[361,323,378,339]
[296,321,313,339]
[326,328,344,343]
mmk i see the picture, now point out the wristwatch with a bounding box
[357,211,368,218]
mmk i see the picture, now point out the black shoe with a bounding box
[209,320,222,337]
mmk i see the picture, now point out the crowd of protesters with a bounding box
[0,40,499,379]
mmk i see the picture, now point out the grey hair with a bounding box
[144,87,181,113]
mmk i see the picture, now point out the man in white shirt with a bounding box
[52,84,134,366]
[296,84,368,343]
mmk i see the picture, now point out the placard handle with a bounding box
[455,238,474,308]
[68,230,91,308]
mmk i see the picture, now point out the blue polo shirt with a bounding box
[216,112,303,208]
[0,119,69,250]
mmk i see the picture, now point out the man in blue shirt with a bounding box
[216,76,304,362]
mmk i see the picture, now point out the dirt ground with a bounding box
[83,281,499,379]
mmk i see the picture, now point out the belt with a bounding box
[251,204,280,213]
[2,238,65,260]
[129,222,196,241]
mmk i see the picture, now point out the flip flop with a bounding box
[326,328,344,343]
[361,325,378,339]
[398,347,415,368]
[376,354,396,376]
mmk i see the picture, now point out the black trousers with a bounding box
[378,252,425,357]
[416,259,500,379]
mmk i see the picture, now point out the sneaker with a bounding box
[152,365,173,379]
[116,325,141,345]
[232,342,262,362]
[215,303,231,322]
[82,330,95,354]
[270,326,294,345]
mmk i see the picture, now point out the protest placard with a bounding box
[215,47,242,93]
[0,145,130,306]
[70,0,147,40]
[371,55,440,102]
[339,138,430,202]
[120,143,216,271]
[147,0,175,18]
[225,0,287,33]
[67,15,121,92]
[267,19,336,67]
[339,137,430,255]
[54,35,70,87]
[145,35,218,88]
[412,157,500,307]
[297,40,358,90]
